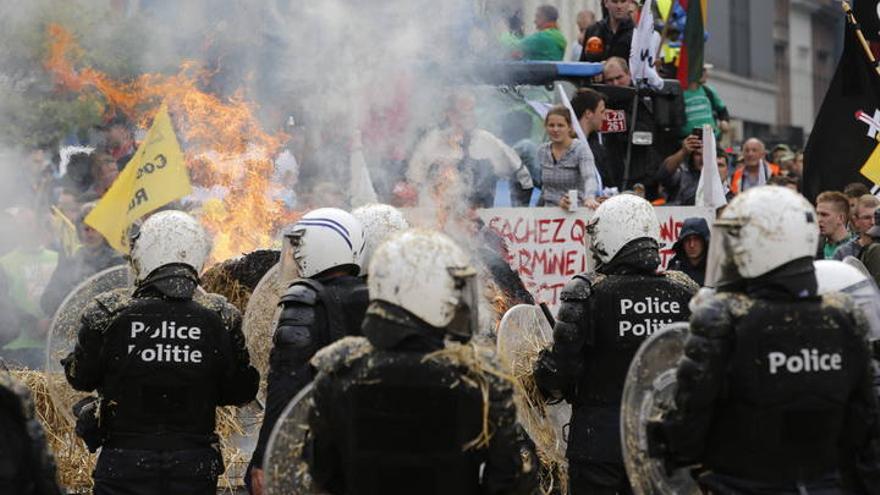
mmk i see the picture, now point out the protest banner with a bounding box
[477,206,713,310]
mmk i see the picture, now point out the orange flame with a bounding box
[43,23,298,262]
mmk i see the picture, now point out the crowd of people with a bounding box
[3,1,880,494]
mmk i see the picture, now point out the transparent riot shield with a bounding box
[496,304,570,492]
[45,265,132,425]
[243,262,284,404]
[620,322,700,495]
[263,382,326,495]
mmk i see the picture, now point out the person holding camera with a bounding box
[656,132,704,206]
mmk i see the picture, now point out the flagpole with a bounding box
[842,1,880,78]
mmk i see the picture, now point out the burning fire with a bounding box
[43,24,298,262]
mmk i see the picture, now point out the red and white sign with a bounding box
[601,109,628,133]
[477,206,713,310]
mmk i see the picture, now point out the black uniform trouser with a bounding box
[569,460,634,495]
[93,447,222,495]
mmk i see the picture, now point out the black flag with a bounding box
[803,10,880,201]
[854,0,880,42]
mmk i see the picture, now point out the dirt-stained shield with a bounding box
[620,322,700,495]
[242,262,284,404]
[45,265,132,425]
[263,382,326,495]
[496,304,570,492]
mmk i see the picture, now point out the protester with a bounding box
[406,90,533,209]
[681,66,730,139]
[537,106,600,209]
[571,88,615,189]
[816,191,856,259]
[40,203,125,317]
[533,194,697,495]
[730,138,779,194]
[602,56,632,87]
[835,194,880,260]
[101,114,135,167]
[569,9,597,61]
[248,208,368,495]
[512,5,567,61]
[844,182,870,225]
[0,208,58,369]
[62,211,259,494]
[656,134,702,205]
[667,217,710,285]
[79,152,119,202]
[859,207,880,285]
[580,0,635,62]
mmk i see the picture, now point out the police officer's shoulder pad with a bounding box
[280,281,320,306]
[560,273,603,301]
[86,288,133,334]
[663,269,700,293]
[820,292,868,337]
[690,292,750,338]
[194,291,241,328]
[310,336,372,374]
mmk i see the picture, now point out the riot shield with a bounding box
[263,382,326,495]
[496,304,570,492]
[45,265,132,425]
[620,322,700,495]
[243,262,283,404]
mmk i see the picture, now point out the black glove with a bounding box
[72,396,102,453]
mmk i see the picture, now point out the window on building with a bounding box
[730,0,752,77]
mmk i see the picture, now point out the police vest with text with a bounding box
[98,297,229,449]
[703,295,869,483]
[579,271,694,406]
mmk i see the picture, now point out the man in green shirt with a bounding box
[513,5,567,61]
[0,208,58,368]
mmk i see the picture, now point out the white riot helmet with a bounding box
[585,194,660,266]
[705,186,818,286]
[280,208,365,280]
[129,210,211,282]
[352,203,409,276]
[814,258,880,342]
[368,229,479,339]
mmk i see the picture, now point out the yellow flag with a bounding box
[85,104,192,253]
[50,206,81,257]
[657,0,673,21]
[861,141,880,185]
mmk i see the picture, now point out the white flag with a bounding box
[629,0,665,90]
[696,125,727,209]
[349,130,378,207]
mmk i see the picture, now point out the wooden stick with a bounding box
[842,1,880,77]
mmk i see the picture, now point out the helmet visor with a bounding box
[446,266,479,341]
[840,257,880,342]
[279,229,305,286]
[704,219,744,289]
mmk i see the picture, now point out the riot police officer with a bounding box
[352,203,409,278]
[305,229,538,494]
[248,207,369,494]
[651,186,880,494]
[0,368,63,495]
[533,194,698,495]
[62,210,259,495]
